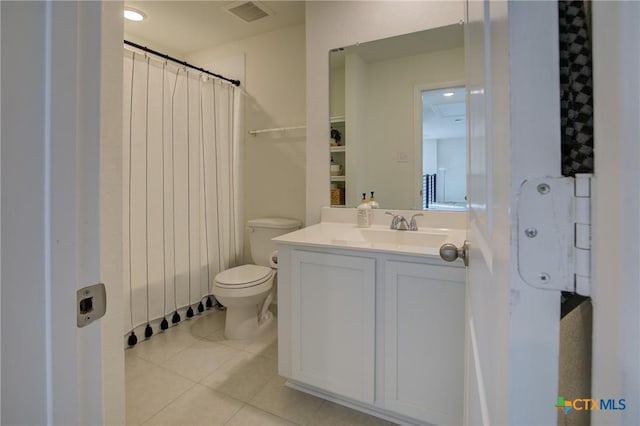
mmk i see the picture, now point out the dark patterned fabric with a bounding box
[559,0,594,176]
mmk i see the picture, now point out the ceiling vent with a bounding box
[225,1,272,23]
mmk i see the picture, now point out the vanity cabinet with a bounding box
[278,244,465,425]
[290,250,375,403]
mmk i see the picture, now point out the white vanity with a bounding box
[275,208,466,425]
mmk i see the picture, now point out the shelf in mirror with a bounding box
[330,176,345,182]
[330,146,346,153]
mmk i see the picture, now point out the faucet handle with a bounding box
[385,211,400,229]
[409,213,424,231]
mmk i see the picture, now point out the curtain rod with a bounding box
[123,39,241,87]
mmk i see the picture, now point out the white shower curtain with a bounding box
[122,50,243,335]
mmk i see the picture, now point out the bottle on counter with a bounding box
[367,191,380,209]
[357,192,372,228]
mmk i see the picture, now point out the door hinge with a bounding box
[516,174,592,296]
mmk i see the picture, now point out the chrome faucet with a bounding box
[385,212,424,231]
[387,212,409,230]
[409,213,423,231]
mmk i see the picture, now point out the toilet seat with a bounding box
[215,264,273,289]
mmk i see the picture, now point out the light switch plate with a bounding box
[396,151,409,163]
[77,283,107,327]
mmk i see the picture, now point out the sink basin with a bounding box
[273,221,465,258]
[333,228,448,250]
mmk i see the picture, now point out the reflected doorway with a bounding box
[418,85,467,210]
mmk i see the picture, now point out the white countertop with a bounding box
[273,221,466,259]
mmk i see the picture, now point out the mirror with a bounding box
[329,24,466,211]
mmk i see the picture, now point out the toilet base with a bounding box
[224,305,274,340]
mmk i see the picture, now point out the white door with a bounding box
[591,3,640,425]
[1,2,125,424]
[464,2,563,424]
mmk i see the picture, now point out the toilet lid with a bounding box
[215,264,273,288]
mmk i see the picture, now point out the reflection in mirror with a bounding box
[421,86,466,209]
[329,24,466,211]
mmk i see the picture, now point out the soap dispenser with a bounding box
[357,193,372,227]
[368,191,380,209]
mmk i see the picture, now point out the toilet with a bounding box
[212,218,301,339]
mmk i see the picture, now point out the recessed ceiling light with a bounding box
[124,8,145,22]
[443,92,455,97]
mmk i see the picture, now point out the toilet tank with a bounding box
[248,218,301,266]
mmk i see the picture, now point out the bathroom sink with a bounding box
[333,228,448,250]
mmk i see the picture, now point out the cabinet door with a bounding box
[291,250,375,404]
[384,261,465,425]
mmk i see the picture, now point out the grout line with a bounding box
[136,381,198,426]
[223,403,301,426]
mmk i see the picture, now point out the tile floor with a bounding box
[126,309,397,425]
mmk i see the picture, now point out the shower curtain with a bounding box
[122,50,243,335]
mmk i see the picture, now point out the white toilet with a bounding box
[212,218,301,339]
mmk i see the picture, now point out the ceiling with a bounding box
[123,1,305,56]
[422,86,466,140]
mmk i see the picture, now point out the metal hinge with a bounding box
[516,174,592,296]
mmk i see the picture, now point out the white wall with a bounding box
[188,24,307,246]
[345,53,367,209]
[305,1,465,224]
[423,139,438,174]
[329,62,345,118]
[436,137,466,203]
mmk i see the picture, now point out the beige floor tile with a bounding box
[127,324,205,365]
[142,384,243,426]
[125,357,196,425]
[308,401,398,426]
[210,319,277,355]
[125,350,154,381]
[225,405,297,426]
[188,309,226,338]
[257,339,278,360]
[209,332,253,351]
[244,322,278,356]
[201,351,277,402]
[249,375,323,424]
[204,328,229,344]
[161,340,244,382]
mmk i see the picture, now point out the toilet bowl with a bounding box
[212,218,301,339]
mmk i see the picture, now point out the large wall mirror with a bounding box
[329,24,466,211]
